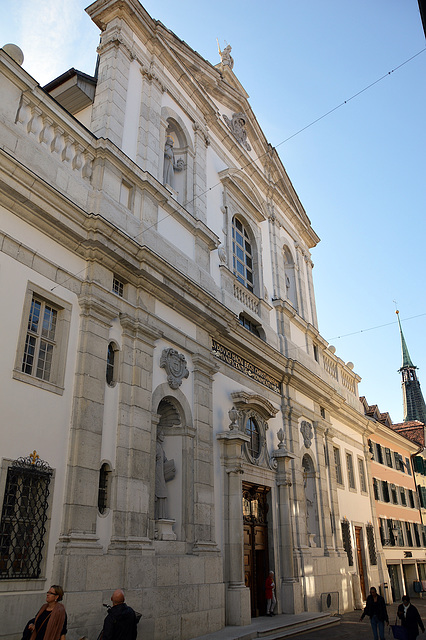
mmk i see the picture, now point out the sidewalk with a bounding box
[192,599,426,640]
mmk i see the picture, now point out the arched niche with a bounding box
[283,244,298,310]
[302,453,320,547]
[161,109,194,208]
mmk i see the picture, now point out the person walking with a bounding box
[265,571,276,616]
[102,590,138,640]
[25,585,67,640]
[397,594,425,640]
[360,586,389,640]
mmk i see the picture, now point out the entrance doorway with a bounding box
[243,483,270,617]
[355,526,367,601]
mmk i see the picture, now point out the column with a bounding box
[217,417,251,626]
[314,421,336,556]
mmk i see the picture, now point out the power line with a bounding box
[328,312,426,341]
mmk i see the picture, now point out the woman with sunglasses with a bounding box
[26,585,67,640]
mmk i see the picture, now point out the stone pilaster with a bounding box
[305,256,318,329]
[90,23,135,147]
[192,353,219,548]
[293,243,307,320]
[138,71,164,178]
[192,122,209,222]
[109,314,160,548]
[273,442,303,613]
[217,428,251,626]
[324,427,346,555]
[313,421,336,555]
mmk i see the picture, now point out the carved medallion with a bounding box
[300,420,313,448]
[223,112,251,151]
[160,348,189,389]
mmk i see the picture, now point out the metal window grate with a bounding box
[341,519,353,566]
[0,455,52,579]
[366,524,377,565]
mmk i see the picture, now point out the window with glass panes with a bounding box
[232,217,254,292]
[245,417,260,459]
[346,452,356,489]
[22,297,57,382]
[358,458,367,493]
[333,448,343,485]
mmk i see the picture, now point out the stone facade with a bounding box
[0,3,382,639]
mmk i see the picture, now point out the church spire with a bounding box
[396,310,426,424]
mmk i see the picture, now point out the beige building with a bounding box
[0,2,381,639]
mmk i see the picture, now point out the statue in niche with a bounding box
[155,430,176,520]
[163,134,185,189]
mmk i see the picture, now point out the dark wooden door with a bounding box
[243,484,270,617]
[355,526,367,600]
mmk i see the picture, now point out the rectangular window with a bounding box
[112,277,124,297]
[387,520,396,546]
[400,487,407,506]
[385,448,393,468]
[13,284,71,394]
[346,452,356,490]
[0,456,52,579]
[368,439,375,461]
[405,522,413,547]
[376,443,384,465]
[382,480,390,503]
[358,458,368,493]
[395,521,404,546]
[391,484,398,504]
[373,478,380,500]
[333,447,343,485]
[406,458,412,475]
[408,489,415,508]
[414,523,421,547]
[379,518,386,545]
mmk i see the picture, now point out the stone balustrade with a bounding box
[233,281,259,314]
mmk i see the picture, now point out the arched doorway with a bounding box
[243,482,270,617]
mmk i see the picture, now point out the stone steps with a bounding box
[256,614,340,639]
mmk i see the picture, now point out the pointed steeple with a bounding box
[396,310,426,424]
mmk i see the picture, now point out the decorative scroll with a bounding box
[211,339,280,393]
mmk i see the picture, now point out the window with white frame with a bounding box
[358,457,368,493]
[333,447,343,485]
[232,216,254,292]
[13,283,71,394]
[346,452,356,490]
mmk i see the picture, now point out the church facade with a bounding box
[0,2,383,639]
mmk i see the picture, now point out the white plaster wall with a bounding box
[157,205,194,259]
[0,248,80,587]
[290,322,307,353]
[122,59,143,161]
[155,300,197,340]
[74,104,93,129]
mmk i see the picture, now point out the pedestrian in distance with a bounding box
[397,594,425,640]
[359,586,389,640]
[101,589,138,640]
[22,585,67,640]
[265,571,276,616]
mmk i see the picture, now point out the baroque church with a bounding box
[0,2,387,639]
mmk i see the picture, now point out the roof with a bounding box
[392,421,425,448]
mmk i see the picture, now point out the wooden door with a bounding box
[243,484,270,617]
[355,526,367,600]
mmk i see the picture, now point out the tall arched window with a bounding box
[232,217,254,292]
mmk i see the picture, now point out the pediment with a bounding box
[231,391,278,419]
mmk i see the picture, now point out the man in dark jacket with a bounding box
[102,590,138,640]
[360,586,389,640]
[397,594,425,640]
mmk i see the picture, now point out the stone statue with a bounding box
[220,44,234,69]
[163,135,184,189]
[155,430,175,520]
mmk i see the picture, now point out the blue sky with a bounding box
[1,0,425,423]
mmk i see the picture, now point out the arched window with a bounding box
[246,416,260,459]
[106,342,116,386]
[98,463,111,515]
[232,217,253,292]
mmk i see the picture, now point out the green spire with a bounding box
[396,311,415,369]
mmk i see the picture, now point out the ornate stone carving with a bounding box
[223,112,251,151]
[218,43,234,69]
[160,348,189,389]
[218,244,227,264]
[300,420,313,448]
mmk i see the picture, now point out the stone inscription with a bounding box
[211,339,280,393]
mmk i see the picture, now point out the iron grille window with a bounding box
[341,520,353,566]
[98,464,110,514]
[22,297,58,381]
[106,343,116,386]
[245,417,260,459]
[0,455,52,579]
[366,524,377,565]
[232,217,254,292]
